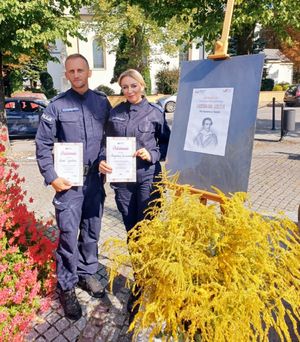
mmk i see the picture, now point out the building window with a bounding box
[179,45,190,65]
[93,39,105,69]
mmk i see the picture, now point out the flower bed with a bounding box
[0,127,58,341]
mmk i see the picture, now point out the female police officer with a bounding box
[99,69,170,320]
[99,69,170,232]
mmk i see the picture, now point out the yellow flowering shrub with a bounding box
[103,175,300,341]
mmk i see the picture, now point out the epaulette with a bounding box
[149,102,164,113]
[93,89,108,97]
[50,91,67,103]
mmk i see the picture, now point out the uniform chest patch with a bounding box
[62,107,80,112]
[112,115,126,122]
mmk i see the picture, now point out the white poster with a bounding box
[184,87,234,156]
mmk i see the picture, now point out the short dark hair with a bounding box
[65,54,89,68]
[202,117,213,126]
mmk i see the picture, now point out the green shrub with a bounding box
[277,82,290,91]
[141,67,151,95]
[273,84,283,91]
[155,68,179,94]
[95,84,115,96]
[40,72,57,99]
[261,78,274,91]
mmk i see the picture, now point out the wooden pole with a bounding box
[208,0,235,60]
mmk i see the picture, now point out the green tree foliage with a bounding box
[155,68,179,94]
[5,55,48,97]
[40,71,57,99]
[91,0,190,94]
[131,0,300,56]
[95,84,115,96]
[111,33,152,94]
[8,70,23,94]
[0,0,91,126]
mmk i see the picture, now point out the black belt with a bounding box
[83,164,97,176]
[83,165,90,176]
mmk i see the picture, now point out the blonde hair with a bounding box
[118,69,146,89]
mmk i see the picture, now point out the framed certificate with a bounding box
[106,137,136,182]
[54,142,83,186]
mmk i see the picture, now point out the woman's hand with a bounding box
[99,160,112,174]
[135,148,151,162]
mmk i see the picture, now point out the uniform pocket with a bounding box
[58,111,81,139]
[59,111,80,122]
[138,122,152,133]
[110,121,127,136]
[92,113,106,138]
[52,193,69,210]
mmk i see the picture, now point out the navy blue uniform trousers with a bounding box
[53,172,104,290]
[112,163,161,232]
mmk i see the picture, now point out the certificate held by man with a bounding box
[54,142,83,186]
[106,137,136,182]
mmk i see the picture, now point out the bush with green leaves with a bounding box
[277,82,290,91]
[40,72,57,99]
[273,84,283,91]
[261,78,275,91]
[95,85,115,96]
[155,68,179,94]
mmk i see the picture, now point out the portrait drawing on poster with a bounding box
[184,87,234,156]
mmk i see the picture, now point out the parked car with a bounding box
[5,97,48,137]
[156,93,177,113]
[283,84,300,107]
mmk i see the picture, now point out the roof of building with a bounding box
[263,49,291,62]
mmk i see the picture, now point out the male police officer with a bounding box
[35,54,111,320]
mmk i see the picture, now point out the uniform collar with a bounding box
[129,97,147,111]
[69,88,90,99]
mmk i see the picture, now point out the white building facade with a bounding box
[263,49,293,85]
[47,14,205,94]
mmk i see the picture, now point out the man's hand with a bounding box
[51,177,72,192]
[99,160,112,174]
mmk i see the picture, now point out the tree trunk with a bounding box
[235,24,256,55]
[0,51,10,146]
[0,52,7,125]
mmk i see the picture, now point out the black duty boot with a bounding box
[78,275,105,298]
[59,288,82,320]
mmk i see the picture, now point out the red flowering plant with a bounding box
[0,126,58,340]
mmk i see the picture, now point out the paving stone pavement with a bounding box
[5,105,300,342]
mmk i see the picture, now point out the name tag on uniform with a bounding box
[54,143,83,186]
[62,107,79,112]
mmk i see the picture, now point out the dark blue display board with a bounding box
[166,54,264,194]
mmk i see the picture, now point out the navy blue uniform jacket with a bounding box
[100,97,170,178]
[36,88,111,185]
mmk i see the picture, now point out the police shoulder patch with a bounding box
[50,91,67,103]
[41,112,54,123]
[93,89,108,97]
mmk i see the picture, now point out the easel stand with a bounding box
[208,0,235,60]
[183,0,235,199]
[170,183,224,210]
